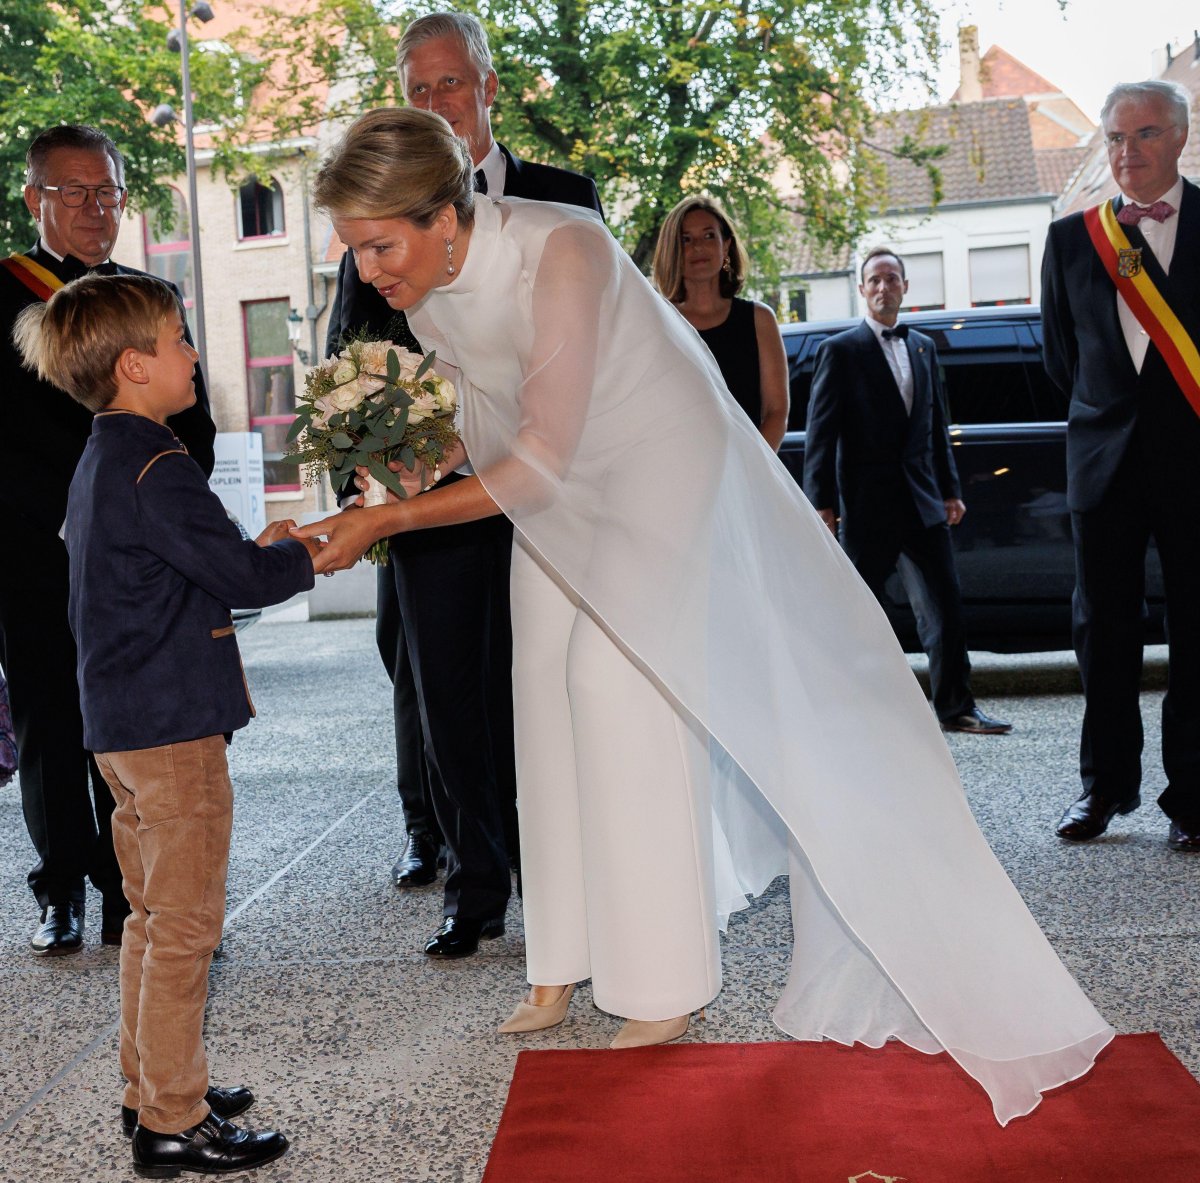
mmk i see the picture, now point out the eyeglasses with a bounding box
[1104,127,1175,150]
[37,184,126,208]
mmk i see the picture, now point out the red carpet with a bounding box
[483,1033,1200,1182]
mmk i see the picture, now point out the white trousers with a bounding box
[510,541,722,1021]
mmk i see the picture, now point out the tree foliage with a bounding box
[1,1,950,280]
[252,0,946,278]
[0,1,264,253]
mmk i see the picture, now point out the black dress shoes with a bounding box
[941,708,1012,735]
[132,1112,287,1178]
[424,915,505,959]
[122,1085,256,1137]
[30,902,84,956]
[1168,821,1200,852]
[392,833,440,888]
[1055,793,1140,841]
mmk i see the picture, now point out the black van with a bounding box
[776,306,1165,652]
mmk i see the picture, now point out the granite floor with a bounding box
[0,620,1195,1182]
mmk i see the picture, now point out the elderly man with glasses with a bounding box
[1041,79,1200,853]
[0,124,216,955]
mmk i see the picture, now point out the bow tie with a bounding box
[881,325,908,341]
[474,169,488,195]
[53,255,119,282]
[1116,200,1175,226]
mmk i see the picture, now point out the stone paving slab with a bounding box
[0,620,1195,1183]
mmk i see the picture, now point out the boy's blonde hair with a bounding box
[13,274,183,413]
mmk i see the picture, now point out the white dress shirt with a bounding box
[475,141,507,198]
[866,316,914,413]
[1116,176,1184,373]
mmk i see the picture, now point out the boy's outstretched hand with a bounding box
[257,518,322,562]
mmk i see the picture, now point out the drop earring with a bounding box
[722,253,732,276]
[445,239,455,276]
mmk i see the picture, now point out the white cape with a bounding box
[408,196,1114,1125]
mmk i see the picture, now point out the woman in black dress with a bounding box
[652,196,789,450]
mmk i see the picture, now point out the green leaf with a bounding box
[386,349,401,383]
[415,350,436,380]
[329,431,354,449]
[397,445,416,471]
[284,417,309,443]
[367,457,406,499]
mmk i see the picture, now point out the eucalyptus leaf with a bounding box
[284,417,309,443]
[398,445,416,471]
[386,349,401,383]
[330,431,354,449]
[415,350,436,380]
[368,458,406,499]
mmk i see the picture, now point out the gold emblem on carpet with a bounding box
[848,1172,906,1183]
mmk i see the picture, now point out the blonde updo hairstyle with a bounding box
[313,107,475,230]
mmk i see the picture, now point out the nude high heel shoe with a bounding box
[497,984,576,1034]
[609,1009,705,1049]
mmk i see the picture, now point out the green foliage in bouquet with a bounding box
[280,339,459,501]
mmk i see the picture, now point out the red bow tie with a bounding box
[1116,200,1176,226]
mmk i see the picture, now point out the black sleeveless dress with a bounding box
[695,297,761,427]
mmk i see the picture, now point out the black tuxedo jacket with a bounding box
[803,321,960,546]
[1,243,216,545]
[324,142,603,355]
[1041,178,1200,512]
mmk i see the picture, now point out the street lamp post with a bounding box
[152,2,215,382]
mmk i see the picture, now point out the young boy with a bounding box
[15,274,318,1178]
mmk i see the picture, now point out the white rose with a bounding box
[389,347,424,381]
[429,374,456,412]
[326,382,365,412]
[331,358,357,386]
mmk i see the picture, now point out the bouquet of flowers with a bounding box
[282,338,459,561]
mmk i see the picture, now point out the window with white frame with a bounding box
[237,176,285,241]
[969,244,1031,307]
[899,253,945,311]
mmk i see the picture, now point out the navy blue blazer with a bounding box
[65,412,314,753]
[1040,178,1200,512]
[803,320,960,543]
[1,244,215,545]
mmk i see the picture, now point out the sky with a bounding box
[931,0,1198,116]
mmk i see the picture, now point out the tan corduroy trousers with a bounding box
[96,735,232,1135]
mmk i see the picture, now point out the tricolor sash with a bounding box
[0,253,64,302]
[1083,199,1200,419]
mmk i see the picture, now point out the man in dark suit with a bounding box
[804,247,1010,735]
[0,124,215,954]
[1041,79,1200,851]
[326,11,602,958]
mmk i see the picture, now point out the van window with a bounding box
[923,321,1040,425]
[786,331,834,431]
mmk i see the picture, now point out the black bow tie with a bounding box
[881,325,908,341]
[474,169,488,195]
[52,254,118,282]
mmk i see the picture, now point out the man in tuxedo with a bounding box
[1041,80,1200,851]
[326,11,602,957]
[803,247,1011,735]
[0,124,216,953]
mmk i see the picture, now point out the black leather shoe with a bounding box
[122,1085,256,1138]
[424,915,504,959]
[392,833,439,888]
[30,903,84,956]
[1168,821,1200,852]
[132,1112,286,1178]
[1056,793,1140,841]
[941,708,1012,735]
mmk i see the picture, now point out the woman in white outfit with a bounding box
[298,107,1114,1122]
